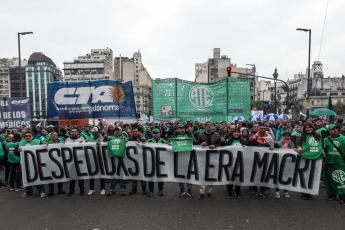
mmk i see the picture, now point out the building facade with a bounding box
[114,51,152,117]
[63,48,113,81]
[0,66,10,98]
[195,48,257,100]
[26,52,61,119]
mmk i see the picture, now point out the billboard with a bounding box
[47,80,136,120]
[0,97,32,129]
[152,78,251,123]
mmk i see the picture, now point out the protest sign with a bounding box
[0,97,32,129]
[21,143,322,195]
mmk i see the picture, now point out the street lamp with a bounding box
[18,31,33,97]
[246,64,256,104]
[296,28,311,118]
[273,68,279,114]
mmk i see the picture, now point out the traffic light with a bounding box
[226,66,232,77]
[105,76,109,80]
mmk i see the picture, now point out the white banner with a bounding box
[20,143,322,194]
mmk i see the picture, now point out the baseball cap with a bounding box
[115,126,122,131]
[176,124,185,129]
[152,128,160,133]
[91,127,99,133]
[327,124,337,131]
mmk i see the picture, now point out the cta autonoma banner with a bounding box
[47,80,136,120]
[0,97,32,129]
[21,143,322,195]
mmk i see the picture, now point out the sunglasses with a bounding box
[25,135,32,137]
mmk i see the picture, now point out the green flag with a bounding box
[171,137,193,152]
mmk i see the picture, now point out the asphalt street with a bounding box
[0,173,344,230]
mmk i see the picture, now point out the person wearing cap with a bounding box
[315,118,329,139]
[127,126,147,195]
[196,121,221,199]
[323,124,345,205]
[81,125,92,141]
[46,132,66,197]
[168,123,196,198]
[145,128,166,197]
[107,126,127,197]
[276,122,290,141]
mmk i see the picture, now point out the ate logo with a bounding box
[332,170,345,184]
[189,85,214,109]
[308,137,319,146]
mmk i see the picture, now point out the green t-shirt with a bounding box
[171,134,193,152]
[107,135,126,157]
[292,132,301,137]
[20,139,40,146]
[146,138,167,144]
[324,135,345,165]
[90,135,104,142]
[316,127,327,134]
[0,143,4,159]
[81,131,92,140]
[301,134,323,160]
[278,140,295,149]
[6,142,20,163]
[227,139,242,147]
[122,131,129,140]
[0,134,6,141]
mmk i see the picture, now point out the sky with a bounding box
[1,0,344,82]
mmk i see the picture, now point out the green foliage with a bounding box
[333,100,345,115]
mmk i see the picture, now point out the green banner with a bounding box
[153,78,250,123]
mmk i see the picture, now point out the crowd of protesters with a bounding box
[0,117,345,206]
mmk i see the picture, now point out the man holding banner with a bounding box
[197,121,221,199]
[168,123,195,198]
[17,131,46,198]
[65,128,85,196]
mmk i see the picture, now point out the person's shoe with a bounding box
[129,189,137,195]
[283,192,290,198]
[186,190,195,198]
[121,190,126,196]
[9,187,15,191]
[100,189,106,195]
[147,191,155,197]
[58,190,66,194]
[47,192,54,197]
[40,193,46,198]
[15,187,24,192]
[158,191,164,196]
[235,193,243,199]
[227,192,233,199]
[21,193,28,198]
[142,189,148,196]
[178,190,185,197]
[107,190,115,196]
[197,194,204,200]
[260,192,269,198]
[275,192,281,198]
[251,191,258,197]
[67,191,74,196]
[326,195,336,201]
[79,190,84,196]
[87,190,94,195]
[207,193,214,198]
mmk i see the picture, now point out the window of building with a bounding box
[330,93,338,96]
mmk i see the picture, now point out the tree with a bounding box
[333,100,345,115]
[251,100,264,111]
[266,100,282,114]
[291,103,304,120]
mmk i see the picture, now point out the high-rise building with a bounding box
[26,52,61,119]
[63,48,113,81]
[114,51,152,117]
[195,48,257,100]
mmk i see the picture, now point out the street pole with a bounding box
[246,64,256,105]
[296,28,311,118]
[273,68,279,114]
[17,31,33,97]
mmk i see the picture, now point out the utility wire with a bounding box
[318,0,330,61]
